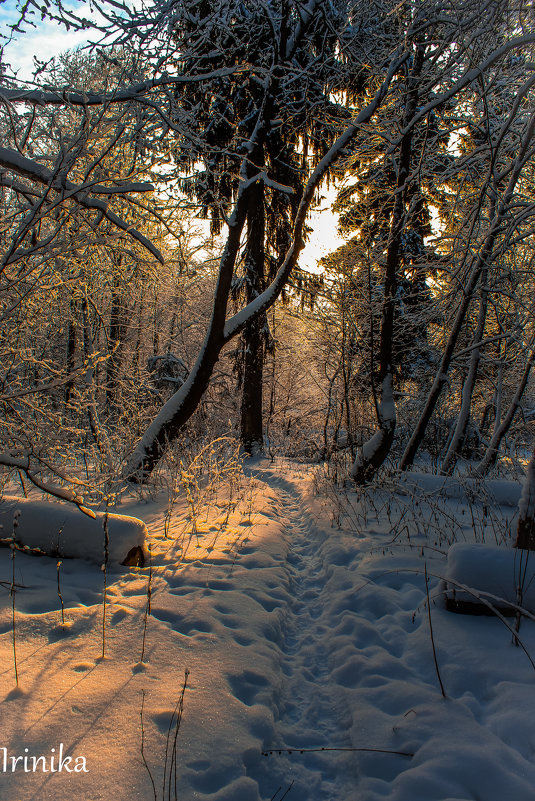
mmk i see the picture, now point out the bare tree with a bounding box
[400,102,535,471]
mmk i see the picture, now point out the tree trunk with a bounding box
[515,447,535,550]
[65,296,77,405]
[81,292,113,471]
[240,153,266,454]
[352,43,424,484]
[124,187,251,480]
[240,315,265,453]
[474,340,535,476]
[106,267,128,411]
[351,372,396,483]
[441,269,488,475]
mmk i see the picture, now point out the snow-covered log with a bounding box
[442,543,535,615]
[0,497,147,567]
[397,472,521,507]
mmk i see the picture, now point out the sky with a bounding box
[0,0,345,268]
[0,0,91,81]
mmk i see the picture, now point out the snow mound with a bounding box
[399,472,521,507]
[443,542,535,614]
[0,496,147,567]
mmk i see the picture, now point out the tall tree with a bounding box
[328,21,447,482]
[400,69,535,470]
[169,0,349,452]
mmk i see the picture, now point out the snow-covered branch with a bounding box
[0,66,250,106]
[0,147,163,263]
[222,50,408,343]
[0,453,95,517]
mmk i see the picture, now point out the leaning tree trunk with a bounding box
[351,43,424,484]
[440,269,488,475]
[124,188,251,480]
[515,447,535,550]
[474,339,535,476]
[240,152,266,454]
[123,59,402,481]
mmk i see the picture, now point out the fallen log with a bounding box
[0,496,147,567]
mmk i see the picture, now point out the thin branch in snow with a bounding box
[425,562,447,698]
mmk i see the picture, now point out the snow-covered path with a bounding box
[244,467,357,800]
[243,465,535,801]
[2,461,535,801]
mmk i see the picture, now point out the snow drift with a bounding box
[398,472,522,507]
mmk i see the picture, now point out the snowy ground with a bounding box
[1,459,535,801]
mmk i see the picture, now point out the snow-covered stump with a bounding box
[442,543,535,617]
[0,496,147,567]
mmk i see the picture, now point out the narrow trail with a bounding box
[245,465,359,801]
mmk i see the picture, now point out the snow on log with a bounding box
[0,496,147,567]
[442,543,535,616]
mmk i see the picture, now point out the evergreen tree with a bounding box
[169,0,350,451]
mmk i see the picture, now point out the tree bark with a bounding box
[106,263,128,411]
[240,150,266,454]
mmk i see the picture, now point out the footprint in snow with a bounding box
[151,708,180,734]
[151,607,213,635]
[227,669,269,706]
[72,662,94,672]
[110,607,130,625]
